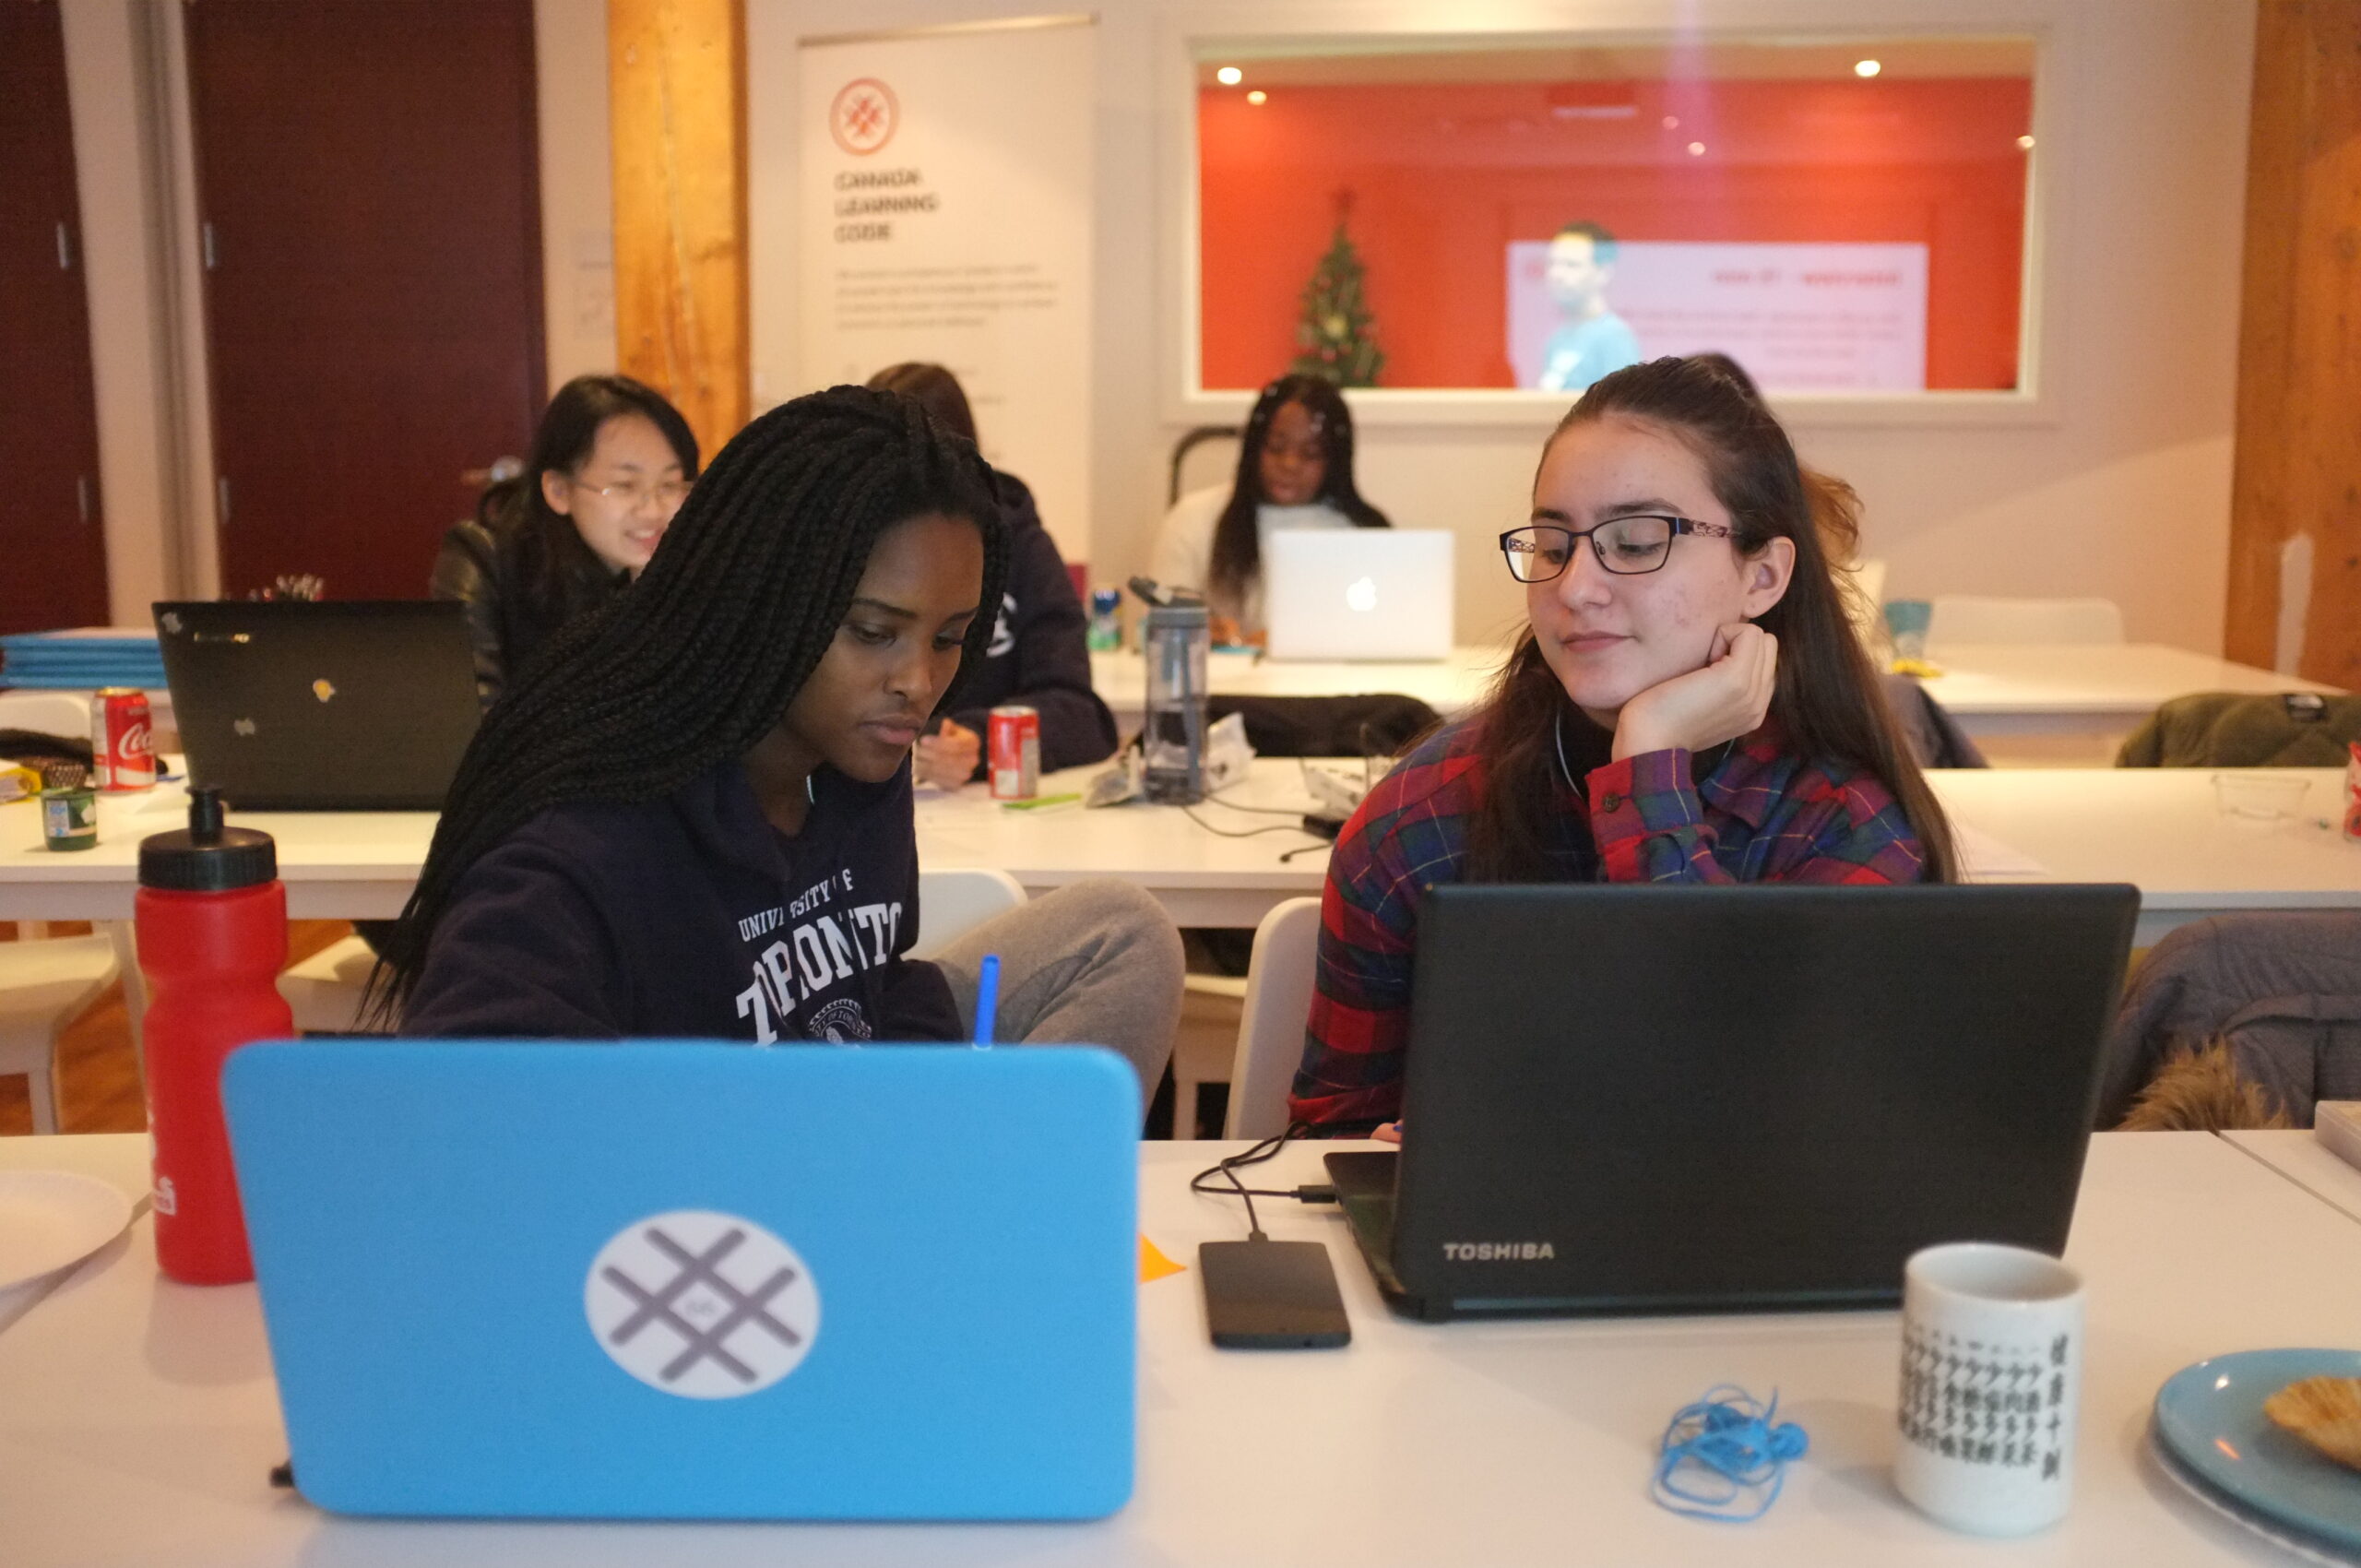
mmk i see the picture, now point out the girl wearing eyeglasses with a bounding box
[1148,374,1391,645]
[432,374,700,707]
[1291,355,1958,1133]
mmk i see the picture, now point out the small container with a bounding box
[40,764,98,851]
[2345,742,2361,843]
[90,687,156,792]
[988,706,1041,801]
[1086,587,1121,652]
[2211,770,2310,823]
[1883,600,1933,664]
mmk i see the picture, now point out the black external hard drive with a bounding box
[1198,1240,1351,1348]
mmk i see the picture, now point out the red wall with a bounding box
[1199,77,2032,391]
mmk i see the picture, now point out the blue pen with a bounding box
[971,954,1000,1048]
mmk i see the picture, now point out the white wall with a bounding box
[65,0,2254,653]
[746,0,2256,652]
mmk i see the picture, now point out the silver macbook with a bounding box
[1264,529,1454,661]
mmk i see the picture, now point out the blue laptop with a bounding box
[221,1040,1139,1520]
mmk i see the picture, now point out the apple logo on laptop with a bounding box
[312,679,336,703]
[233,719,257,738]
[586,1209,821,1398]
[1346,576,1379,613]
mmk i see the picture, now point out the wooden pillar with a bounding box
[608,0,748,462]
[2227,0,2361,686]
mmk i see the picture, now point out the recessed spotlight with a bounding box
[1662,114,1679,129]
[1246,89,1266,105]
[1688,141,1706,157]
[2017,133,2035,149]
[1216,65,1242,86]
[1855,59,1881,78]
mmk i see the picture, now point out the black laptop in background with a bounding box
[154,601,480,811]
[1326,883,2141,1323]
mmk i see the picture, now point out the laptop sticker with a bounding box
[585,1209,821,1399]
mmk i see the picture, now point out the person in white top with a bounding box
[1149,374,1391,643]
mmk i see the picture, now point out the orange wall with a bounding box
[1200,77,2032,391]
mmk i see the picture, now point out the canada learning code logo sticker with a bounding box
[830,77,897,156]
[585,1211,820,1399]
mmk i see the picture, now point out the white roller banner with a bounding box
[799,18,1097,560]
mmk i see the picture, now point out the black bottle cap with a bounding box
[138,785,278,892]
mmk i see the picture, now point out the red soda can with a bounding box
[988,705,1040,801]
[2344,741,2360,843]
[90,687,156,792]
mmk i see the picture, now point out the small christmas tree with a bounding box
[1290,191,1383,386]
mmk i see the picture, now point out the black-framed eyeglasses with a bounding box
[1498,516,1735,583]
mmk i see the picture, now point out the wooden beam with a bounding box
[2227,0,2361,686]
[608,0,748,463]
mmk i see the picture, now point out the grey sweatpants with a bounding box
[932,879,1184,1113]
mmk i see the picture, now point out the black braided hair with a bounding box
[373,383,1007,1019]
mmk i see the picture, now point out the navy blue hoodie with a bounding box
[400,758,960,1044]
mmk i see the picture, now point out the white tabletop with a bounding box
[2224,1128,2361,1226]
[0,1132,148,1336]
[1090,643,1507,730]
[1,1131,2357,1564]
[5,763,2356,940]
[1918,644,2339,726]
[1928,767,2361,945]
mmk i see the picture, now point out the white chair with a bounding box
[1222,897,1323,1138]
[0,933,119,1134]
[277,866,1030,1032]
[0,690,97,739]
[1927,595,2125,651]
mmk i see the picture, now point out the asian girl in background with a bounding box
[431,374,699,708]
[1289,356,1958,1133]
[384,386,1182,1109]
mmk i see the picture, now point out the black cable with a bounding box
[1180,806,1322,840]
[1188,1124,1329,1240]
[1203,789,1313,818]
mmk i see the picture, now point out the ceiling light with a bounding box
[1855,59,1881,77]
[2017,133,2035,149]
[1688,141,1706,157]
[1246,89,1266,105]
[1216,65,1241,86]
[1662,115,1679,129]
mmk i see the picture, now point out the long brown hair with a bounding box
[1464,356,1957,883]
[1208,374,1390,605]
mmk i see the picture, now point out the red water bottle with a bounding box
[136,785,291,1284]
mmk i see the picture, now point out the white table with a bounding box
[1918,644,2342,765]
[2224,1128,2361,1226]
[1090,644,1506,735]
[6,764,2355,942]
[1,1131,2357,1564]
[1928,767,2361,945]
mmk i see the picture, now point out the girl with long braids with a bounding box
[1147,374,1391,643]
[383,385,1183,1105]
[1289,356,1957,1133]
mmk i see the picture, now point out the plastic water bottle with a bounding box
[136,786,291,1285]
[1086,587,1121,652]
[1143,601,1210,803]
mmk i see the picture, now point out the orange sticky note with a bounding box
[1139,1234,1186,1282]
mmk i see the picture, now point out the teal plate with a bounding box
[2153,1348,2361,1552]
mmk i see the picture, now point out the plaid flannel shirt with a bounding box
[1289,715,1930,1128]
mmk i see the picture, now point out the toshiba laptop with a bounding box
[1263,529,1453,661]
[154,600,479,810]
[1325,884,2140,1322]
[223,1040,1138,1518]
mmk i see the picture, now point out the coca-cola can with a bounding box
[90,687,156,792]
[988,706,1040,801]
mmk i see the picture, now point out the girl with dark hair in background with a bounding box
[432,374,700,707]
[1291,356,1957,1132]
[863,362,1116,788]
[1148,374,1391,644]
[384,386,1182,1106]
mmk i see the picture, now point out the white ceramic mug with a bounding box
[1894,1241,2085,1537]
